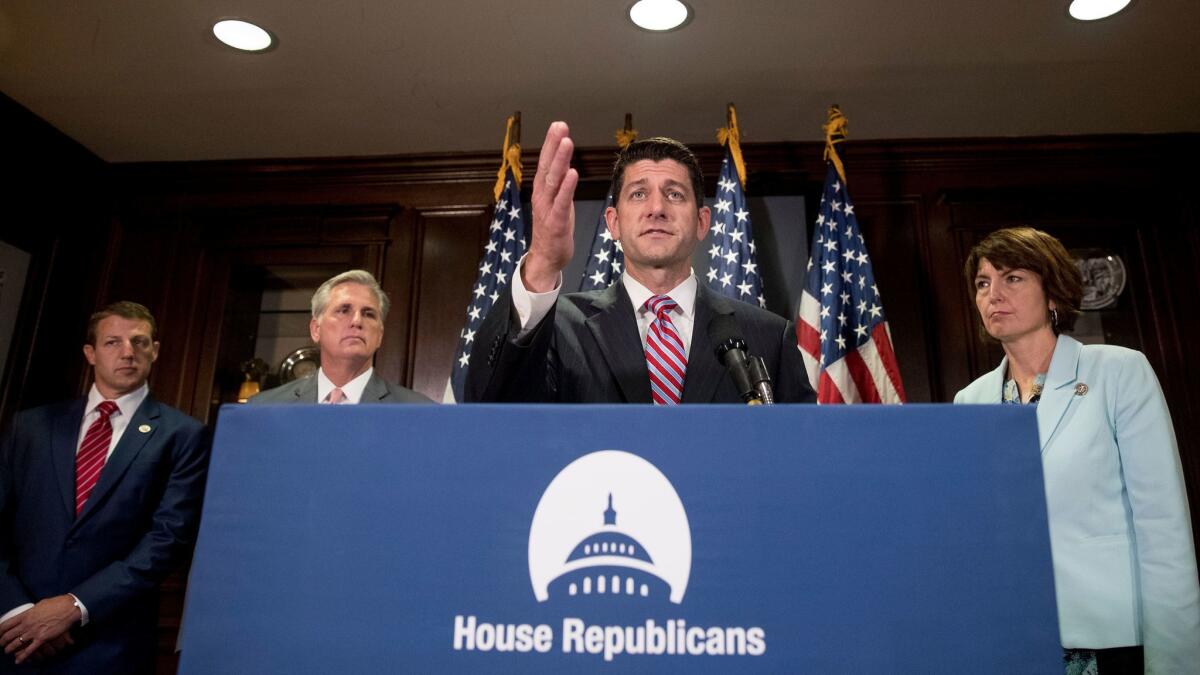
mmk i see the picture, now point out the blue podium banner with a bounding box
[180,404,1060,674]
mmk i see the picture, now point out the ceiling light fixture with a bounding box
[628,0,691,32]
[212,19,276,52]
[1068,0,1132,21]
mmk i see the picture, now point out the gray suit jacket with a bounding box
[248,372,430,404]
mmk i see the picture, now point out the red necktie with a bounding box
[644,295,687,405]
[325,387,346,404]
[76,400,119,515]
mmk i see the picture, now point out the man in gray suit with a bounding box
[250,270,429,404]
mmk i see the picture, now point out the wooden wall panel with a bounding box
[408,207,492,401]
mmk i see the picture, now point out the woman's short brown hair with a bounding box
[963,226,1083,334]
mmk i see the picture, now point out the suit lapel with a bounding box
[976,357,1008,403]
[296,376,318,403]
[682,285,732,403]
[1036,335,1082,452]
[76,397,161,524]
[362,373,389,403]
[586,284,652,403]
[52,399,87,519]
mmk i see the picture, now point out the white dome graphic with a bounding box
[528,450,692,604]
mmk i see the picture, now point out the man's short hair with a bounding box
[86,301,158,345]
[610,137,705,208]
[311,270,390,321]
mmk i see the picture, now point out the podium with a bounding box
[179,404,1060,673]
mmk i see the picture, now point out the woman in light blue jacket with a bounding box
[955,227,1199,675]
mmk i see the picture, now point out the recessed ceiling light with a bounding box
[1068,0,1132,21]
[212,19,275,52]
[628,0,691,32]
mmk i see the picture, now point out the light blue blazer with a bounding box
[956,335,1200,673]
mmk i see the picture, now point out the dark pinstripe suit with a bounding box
[465,282,816,404]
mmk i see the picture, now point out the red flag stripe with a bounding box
[871,323,907,402]
[844,349,882,403]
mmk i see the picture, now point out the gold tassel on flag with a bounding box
[493,112,523,203]
[823,105,849,185]
[716,103,747,188]
[615,113,638,150]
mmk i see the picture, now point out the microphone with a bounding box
[746,356,776,405]
[709,315,762,404]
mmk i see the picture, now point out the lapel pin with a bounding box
[138,424,152,433]
[1074,383,1089,397]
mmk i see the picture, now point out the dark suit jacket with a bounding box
[248,371,431,404]
[466,282,816,403]
[0,396,208,675]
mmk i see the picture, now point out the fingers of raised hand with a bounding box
[550,168,580,223]
[536,121,570,183]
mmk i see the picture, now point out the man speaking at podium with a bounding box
[251,270,429,405]
[466,122,814,405]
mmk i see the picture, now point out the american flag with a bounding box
[796,162,906,404]
[704,147,765,307]
[444,166,527,403]
[578,191,624,290]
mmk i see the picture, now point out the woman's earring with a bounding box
[1050,308,1059,329]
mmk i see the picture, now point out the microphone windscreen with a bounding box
[709,314,746,360]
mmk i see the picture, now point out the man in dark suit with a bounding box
[466,123,815,404]
[250,270,429,404]
[0,301,208,674]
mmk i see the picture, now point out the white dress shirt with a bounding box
[75,383,149,461]
[316,367,373,404]
[511,256,698,358]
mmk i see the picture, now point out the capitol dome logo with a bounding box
[528,450,692,604]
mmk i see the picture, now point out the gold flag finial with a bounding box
[494,112,523,202]
[615,113,638,149]
[716,103,747,187]
[823,105,848,184]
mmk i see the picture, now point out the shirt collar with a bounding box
[317,367,374,404]
[86,382,149,419]
[622,272,697,319]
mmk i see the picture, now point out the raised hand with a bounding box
[522,121,579,292]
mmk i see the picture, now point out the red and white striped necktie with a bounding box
[75,400,119,515]
[644,295,687,405]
